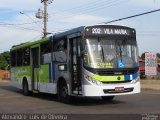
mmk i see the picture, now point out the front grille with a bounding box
[102,80,132,84]
[96,70,137,76]
[103,87,134,94]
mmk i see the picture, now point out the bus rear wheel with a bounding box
[58,80,70,103]
[23,81,29,96]
[101,96,114,101]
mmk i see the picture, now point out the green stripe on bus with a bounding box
[39,64,50,83]
[11,37,49,51]
[93,74,125,82]
[13,66,31,82]
[31,44,40,48]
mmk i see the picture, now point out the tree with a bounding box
[156,53,160,58]
[0,51,10,70]
[141,52,149,59]
[141,52,160,60]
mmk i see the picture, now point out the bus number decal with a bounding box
[92,28,101,34]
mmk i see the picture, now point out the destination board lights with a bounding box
[85,27,135,36]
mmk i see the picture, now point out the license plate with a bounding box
[115,87,124,92]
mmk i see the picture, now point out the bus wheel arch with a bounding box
[22,77,29,96]
[57,77,70,103]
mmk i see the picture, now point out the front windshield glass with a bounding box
[83,38,138,69]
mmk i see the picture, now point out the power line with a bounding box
[19,11,44,33]
[20,12,36,23]
[100,8,160,24]
[49,0,130,21]
[0,33,42,53]
[55,0,117,13]
[0,21,39,26]
[0,0,129,33]
[28,34,42,42]
[0,24,41,32]
[49,0,104,13]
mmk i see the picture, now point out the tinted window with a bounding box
[11,51,16,67]
[53,39,67,62]
[23,48,30,66]
[54,40,66,51]
[17,49,23,66]
[41,41,52,64]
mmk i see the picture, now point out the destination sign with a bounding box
[85,27,134,36]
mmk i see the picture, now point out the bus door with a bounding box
[31,45,40,92]
[68,34,82,95]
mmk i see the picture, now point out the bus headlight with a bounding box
[131,77,140,84]
[96,81,102,85]
[85,75,102,85]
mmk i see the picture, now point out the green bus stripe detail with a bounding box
[11,37,49,51]
[39,64,50,83]
[31,44,40,48]
[12,66,31,82]
[93,74,125,82]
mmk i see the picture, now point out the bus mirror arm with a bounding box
[80,50,85,57]
[80,46,86,57]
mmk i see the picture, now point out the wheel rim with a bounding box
[62,86,68,98]
[23,83,28,94]
[24,85,27,93]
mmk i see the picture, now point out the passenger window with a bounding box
[17,49,23,66]
[23,48,30,66]
[41,41,52,64]
[53,39,67,62]
[11,51,16,67]
[54,40,66,51]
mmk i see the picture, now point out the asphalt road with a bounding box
[0,81,160,120]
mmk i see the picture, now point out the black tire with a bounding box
[58,80,71,103]
[101,96,114,101]
[23,81,29,96]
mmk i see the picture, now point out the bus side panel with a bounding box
[38,63,58,94]
[39,64,50,83]
[52,63,71,95]
[11,66,31,90]
[39,64,52,93]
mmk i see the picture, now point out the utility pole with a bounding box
[36,0,54,38]
[43,0,47,37]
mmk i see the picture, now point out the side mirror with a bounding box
[80,50,84,57]
[80,46,87,57]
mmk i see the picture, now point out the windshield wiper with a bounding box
[98,38,105,62]
[101,45,105,62]
[118,43,123,62]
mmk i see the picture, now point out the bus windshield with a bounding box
[83,38,138,69]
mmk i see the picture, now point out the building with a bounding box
[139,59,145,78]
[0,70,10,80]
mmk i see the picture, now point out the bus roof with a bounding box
[11,37,49,51]
[11,25,135,51]
[53,26,85,39]
[11,26,85,51]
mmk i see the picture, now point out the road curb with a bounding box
[141,88,160,92]
[141,79,160,91]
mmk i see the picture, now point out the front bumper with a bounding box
[82,82,140,96]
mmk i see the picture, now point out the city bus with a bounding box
[10,25,140,103]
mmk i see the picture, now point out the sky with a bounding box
[0,0,160,55]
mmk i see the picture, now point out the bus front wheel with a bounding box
[58,80,70,103]
[23,81,29,96]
